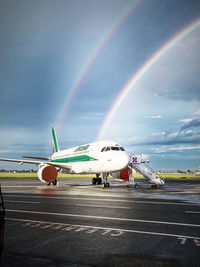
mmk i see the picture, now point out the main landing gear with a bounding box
[92,174,102,185]
[47,179,57,186]
[92,173,110,188]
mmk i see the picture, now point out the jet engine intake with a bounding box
[37,165,58,183]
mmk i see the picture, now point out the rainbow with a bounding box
[96,17,200,141]
[56,1,140,133]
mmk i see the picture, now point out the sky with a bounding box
[0,0,200,171]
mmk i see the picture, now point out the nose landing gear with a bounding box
[102,173,110,189]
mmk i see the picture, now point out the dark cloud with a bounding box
[180,118,200,131]
[133,137,200,147]
[156,84,200,102]
[132,126,200,147]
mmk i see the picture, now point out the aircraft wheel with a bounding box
[92,178,97,185]
[106,182,110,187]
[102,183,105,189]
[97,178,102,185]
[134,183,138,189]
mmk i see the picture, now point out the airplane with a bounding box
[0,127,129,188]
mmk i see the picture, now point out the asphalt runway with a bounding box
[0,177,200,266]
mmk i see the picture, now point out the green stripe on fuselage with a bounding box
[51,154,97,163]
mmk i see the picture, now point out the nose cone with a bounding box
[119,152,129,170]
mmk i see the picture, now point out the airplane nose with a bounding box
[121,153,129,169]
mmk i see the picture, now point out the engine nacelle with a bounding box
[112,167,132,182]
[37,165,58,183]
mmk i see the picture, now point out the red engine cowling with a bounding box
[37,165,58,183]
[112,167,132,181]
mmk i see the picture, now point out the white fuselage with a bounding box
[50,140,129,174]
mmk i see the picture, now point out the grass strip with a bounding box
[0,172,200,179]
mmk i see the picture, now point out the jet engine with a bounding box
[112,167,132,182]
[37,164,58,183]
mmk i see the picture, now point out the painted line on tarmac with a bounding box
[2,182,40,185]
[4,194,200,206]
[7,209,200,228]
[74,204,130,209]
[185,211,200,214]
[5,200,40,204]
[6,217,200,240]
[5,198,128,209]
[2,186,38,188]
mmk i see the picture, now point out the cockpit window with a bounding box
[111,146,120,151]
[101,146,110,152]
[101,146,125,152]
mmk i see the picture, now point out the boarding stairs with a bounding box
[130,154,164,186]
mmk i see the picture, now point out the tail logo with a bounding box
[52,127,59,153]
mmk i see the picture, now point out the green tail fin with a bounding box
[52,127,59,153]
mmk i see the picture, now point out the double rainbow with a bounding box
[96,17,200,141]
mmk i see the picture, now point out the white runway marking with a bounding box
[5,200,40,204]
[5,197,128,209]
[74,204,130,209]
[186,211,200,214]
[7,209,200,227]
[4,194,200,206]
[2,186,38,188]
[2,182,40,185]
[6,217,200,240]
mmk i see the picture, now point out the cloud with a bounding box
[194,109,200,116]
[152,145,200,153]
[81,112,104,121]
[130,125,200,147]
[180,118,193,123]
[134,137,200,147]
[145,115,162,119]
[0,150,10,154]
[180,118,200,132]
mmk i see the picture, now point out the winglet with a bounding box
[52,127,59,153]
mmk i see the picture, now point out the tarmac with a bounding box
[0,176,200,266]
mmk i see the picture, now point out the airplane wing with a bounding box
[0,158,72,170]
[22,156,50,160]
[0,158,42,165]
